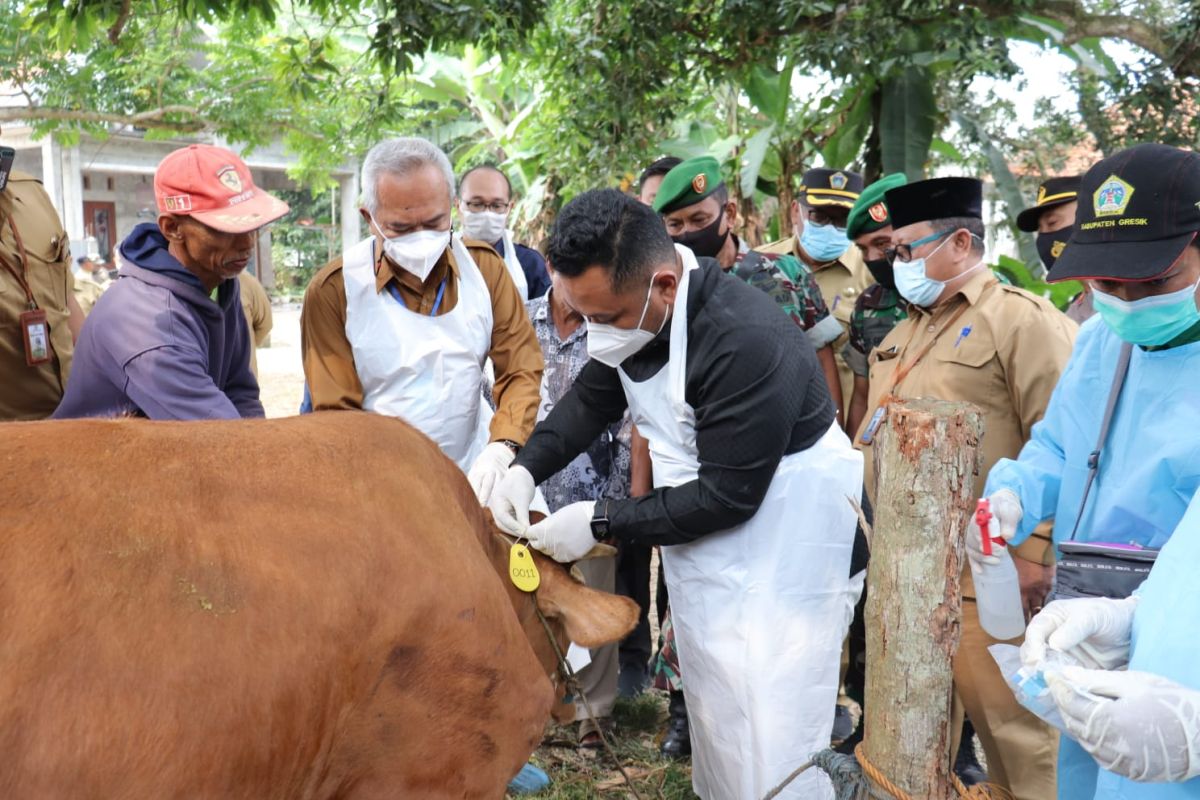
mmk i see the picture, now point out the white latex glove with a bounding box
[467,442,516,505]
[965,489,1024,568]
[1048,666,1200,783]
[1021,596,1138,673]
[487,465,535,535]
[525,500,596,563]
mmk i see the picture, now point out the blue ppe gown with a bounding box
[986,316,1200,800]
[1100,494,1200,798]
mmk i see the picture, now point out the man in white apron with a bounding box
[457,164,551,301]
[299,137,544,502]
[490,189,863,800]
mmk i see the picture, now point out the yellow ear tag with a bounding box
[509,543,541,592]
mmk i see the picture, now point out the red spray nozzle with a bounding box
[975,498,1004,556]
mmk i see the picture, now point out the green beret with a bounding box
[845,173,908,240]
[652,156,723,214]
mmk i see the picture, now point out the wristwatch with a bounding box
[590,499,612,541]
[499,439,522,455]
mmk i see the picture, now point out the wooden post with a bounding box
[863,398,984,799]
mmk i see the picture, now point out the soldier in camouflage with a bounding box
[653,156,844,394]
[843,173,909,437]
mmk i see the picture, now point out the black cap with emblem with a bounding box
[1048,143,1200,283]
[1016,175,1082,232]
[800,168,863,209]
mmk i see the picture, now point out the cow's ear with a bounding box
[534,557,639,649]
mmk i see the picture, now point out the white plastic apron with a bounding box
[343,233,493,472]
[617,245,863,800]
[500,230,528,300]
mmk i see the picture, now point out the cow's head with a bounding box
[481,516,639,699]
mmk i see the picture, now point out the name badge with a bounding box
[860,405,886,445]
[19,309,51,366]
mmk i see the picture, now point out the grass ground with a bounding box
[511,692,699,800]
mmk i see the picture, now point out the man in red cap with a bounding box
[54,144,289,419]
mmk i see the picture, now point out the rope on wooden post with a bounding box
[760,745,1017,800]
[854,744,1016,800]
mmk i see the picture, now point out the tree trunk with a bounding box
[863,398,984,799]
[777,150,796,240]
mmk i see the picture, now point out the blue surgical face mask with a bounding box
[1092,276,1200,346]
[799,220,850,262]
[893,235,954,307]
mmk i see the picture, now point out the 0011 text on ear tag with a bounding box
[509,543,540,592]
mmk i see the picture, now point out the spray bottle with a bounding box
[970,499,1026,640]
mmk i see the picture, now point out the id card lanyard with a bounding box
[859,287,988,444]
[0,215,53,366]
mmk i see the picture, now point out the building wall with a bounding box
[79,172,159,262]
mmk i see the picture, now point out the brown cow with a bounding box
[0,412,637,799]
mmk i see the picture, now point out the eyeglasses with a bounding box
[806,208,848,231]
[885,229,954,265]
[463,200,511,214]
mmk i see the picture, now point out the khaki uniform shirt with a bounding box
[73,271,108,317]
[854,269,1077,584]
[237,270,273,377]
[760,234,872,412]
[301,238,543,445]
[0,171,74,420]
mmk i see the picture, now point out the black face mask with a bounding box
[672,214,729,259]
[864,257,896,291]
[1037,227,1073,270]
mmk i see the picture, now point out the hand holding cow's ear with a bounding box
[488,466,536,534]
[525,501,595,563]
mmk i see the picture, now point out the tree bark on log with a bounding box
[863,398,984,800]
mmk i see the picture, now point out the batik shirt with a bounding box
[527,290,632,512]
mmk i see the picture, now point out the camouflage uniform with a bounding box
[731,249,843,347]
[843,283,908,378]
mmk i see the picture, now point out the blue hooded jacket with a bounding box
[54,222,264,420]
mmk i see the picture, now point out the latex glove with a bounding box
[487,465,536,535]
[467,442,516,505]
[1048,666,1200,783]
[1021,596,1138,673]
[525,501,596,563]
[965,489,1024,568]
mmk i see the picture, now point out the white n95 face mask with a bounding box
[587,272,672,368]
[371,214,450,283]
[460,208,508,243]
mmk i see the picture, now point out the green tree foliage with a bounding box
[4,0,1197,263]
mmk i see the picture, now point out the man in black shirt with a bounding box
[489,189,863,800]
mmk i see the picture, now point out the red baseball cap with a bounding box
[154,144,290,234]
